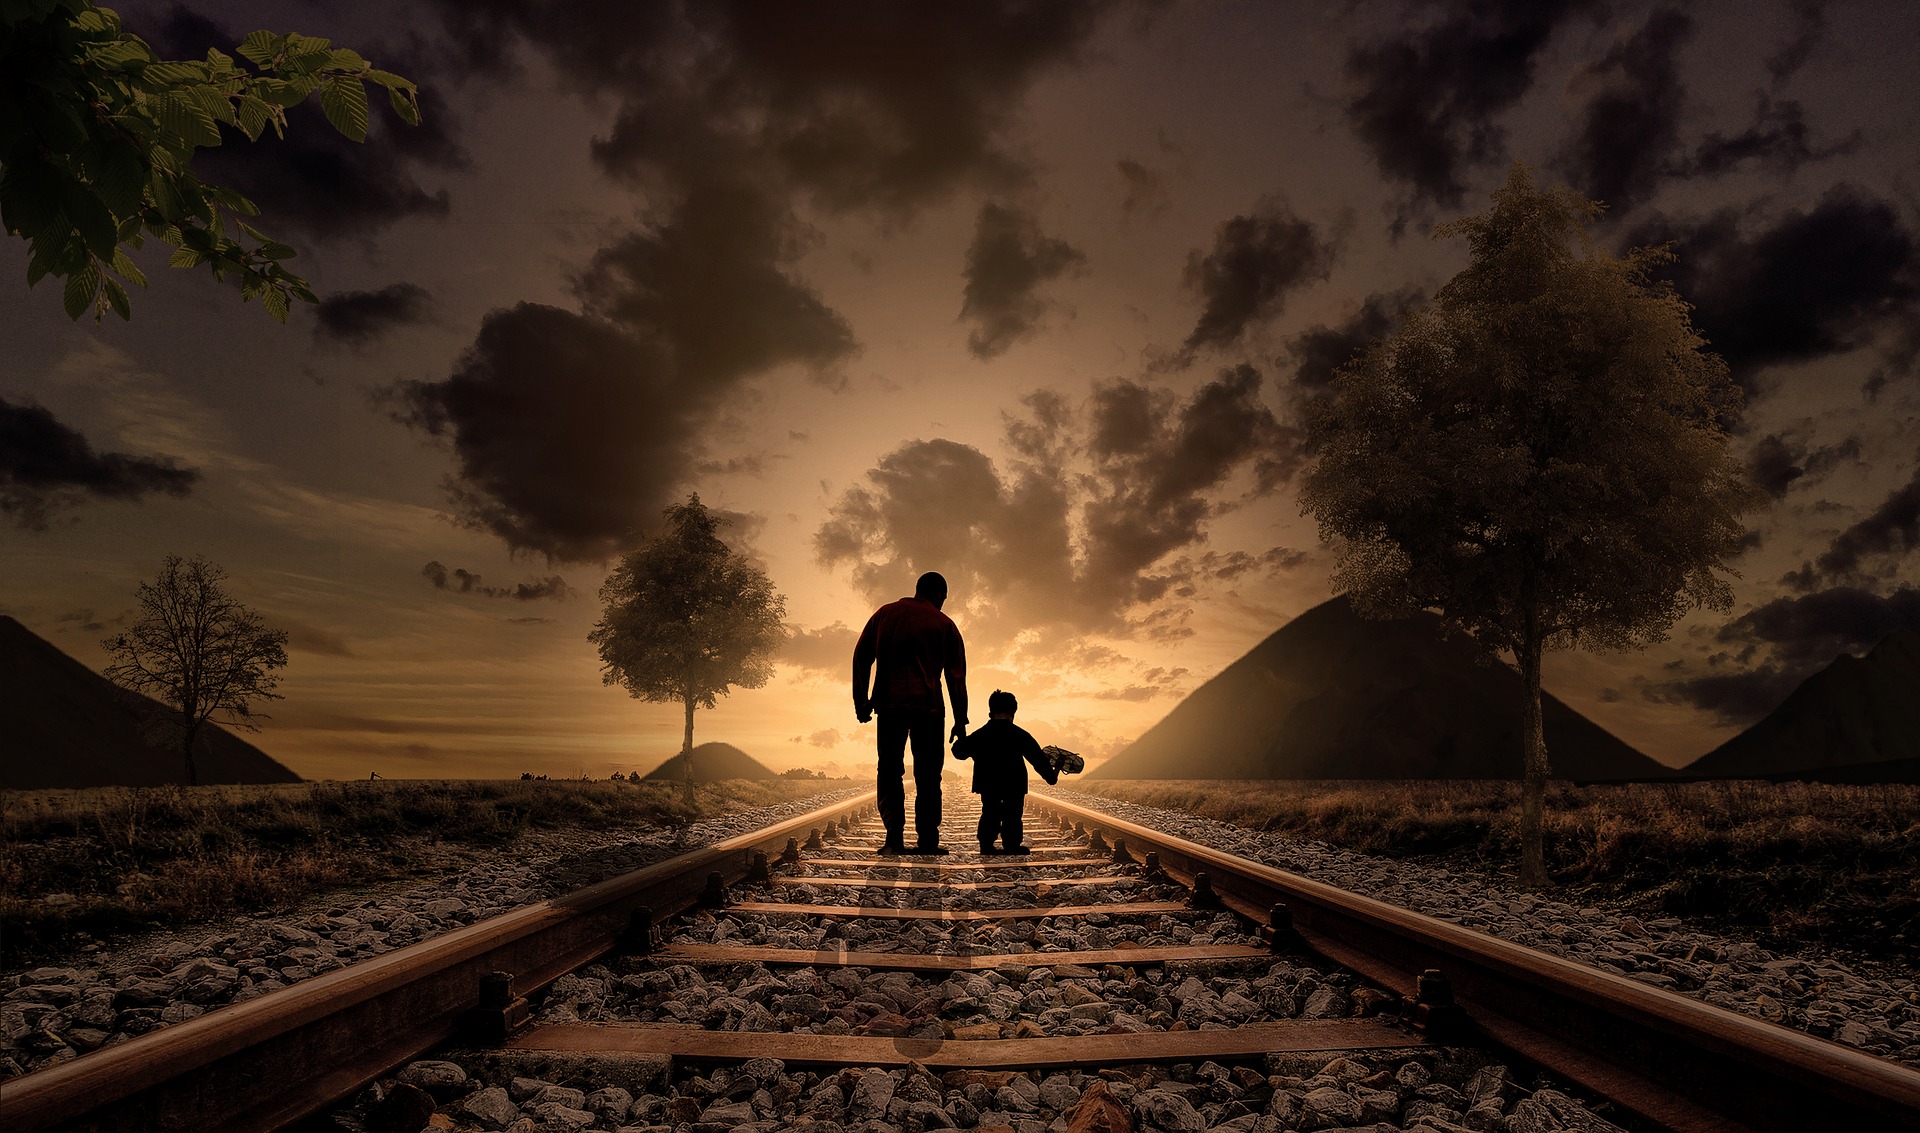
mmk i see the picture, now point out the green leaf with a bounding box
[384,82,421,127]
[233,95,273,140]
[64,259,100,319]
[326,48,368,70]
[141,61,206,85]
[316,77,369,141]
[168,244,203,268]
[258,241,296,260]
[84,140,148,217]
[111,247,148,288]
[65,185,119,258]
[237,31,281,69]
[103,276,132,320]
[261,284,291,322]
[156,94,221,149]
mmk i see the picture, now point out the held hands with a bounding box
[950,720,967,744]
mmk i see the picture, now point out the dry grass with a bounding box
[1076,779,1920,961]
[0,778,846,967]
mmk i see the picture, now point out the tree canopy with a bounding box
[0,0,419,321]
[589,495,788,779]
[101,553,289,785]
[1299,163,1763,884]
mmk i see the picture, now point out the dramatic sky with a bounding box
[5,0,1919,779]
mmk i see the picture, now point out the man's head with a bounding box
[988,689,1017,719]
[914,571,948,608]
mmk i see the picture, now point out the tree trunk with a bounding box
[181,718,199,787]
[681,692,697,802]
[1517,632,1549,888]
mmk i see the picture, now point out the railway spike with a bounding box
[1088,830,1110,853]
[1058,815,1072,833]
[1190,870,1221,909]
[1110,837,1134,864]
[701,870,730,908]
[459,971,530,1040]
[1142,852,1167,883]
[1072,821,1086,840]
[778,837,801,866]
[804,827,825,851]
[618,906,659,955]
[746,851,770,885]
[1411,969,1469,1038]
[1263,903,1295,951]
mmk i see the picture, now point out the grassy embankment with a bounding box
[1076,779,1920,963]
[0,778,845,968]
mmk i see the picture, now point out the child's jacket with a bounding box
[952,719,1058,796]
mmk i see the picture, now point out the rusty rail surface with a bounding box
[1033,791,1920,1133]
[0,791,878,1133]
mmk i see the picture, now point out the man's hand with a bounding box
[950,720,967,743]
[855,699,872,724]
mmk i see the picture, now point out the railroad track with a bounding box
[4,788,1917,1133]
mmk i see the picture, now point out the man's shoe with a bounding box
[906,844,950,855]
[1004,845,1033,855]
[979,843,999,855]
[877,840,906,856]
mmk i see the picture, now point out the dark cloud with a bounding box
[313,283,434,346]
[1117,157,1170,218]
[960,203,1086,360]
[1344,0,1596,210]
[1628,186,1920,392]
[442,1,1127,215]
[1786,459,1920,589]
[816,367,1289,644]
[143,7,467,240]
[1557,9,1693,212]
[420,560,571,601]
[1,398,197,531]
[1083,366,1296,599]
[1093,685,1161,702]
[1684,96,1860,180]
[1180,202,1334,359]
[400,186,854,561]
[1766,0,1830,88]
[1647,585,1920,722]
[1282,288,1424,392]
[1746,431,1861,500]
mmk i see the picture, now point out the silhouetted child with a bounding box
[951,689,1057,854]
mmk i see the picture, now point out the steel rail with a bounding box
[1033,791,1920,1133]
[0,791,878,1133]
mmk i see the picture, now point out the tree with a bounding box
[589,495,788,790]
[101,554,290,785]
[1298,163,1763,887]
[0,0,420,321]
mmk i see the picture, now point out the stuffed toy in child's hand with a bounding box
[1040,745,1083,776]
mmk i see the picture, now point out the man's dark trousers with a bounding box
[977,793,1025,849]
[877,710,945,846]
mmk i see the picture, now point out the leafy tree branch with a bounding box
[0,0,420,321]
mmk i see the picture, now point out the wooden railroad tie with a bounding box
[775,875,1136,892]
[504,1020,1426,1069]
[724,901,1192,922]
[801,857,1114,871]
[653,942,1275,972]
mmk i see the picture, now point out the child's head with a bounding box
[988,689,1017,719]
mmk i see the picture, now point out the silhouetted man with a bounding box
[853,571,967,855]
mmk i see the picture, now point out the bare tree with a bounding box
[589,495,787,789]
[1299,164,1763,887]
[102,554,289,785]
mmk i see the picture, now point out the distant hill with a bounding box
[1682,630,1920,780]
[642,742,779,781]
[0,615,302,789]
[1091,596,1667,781]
